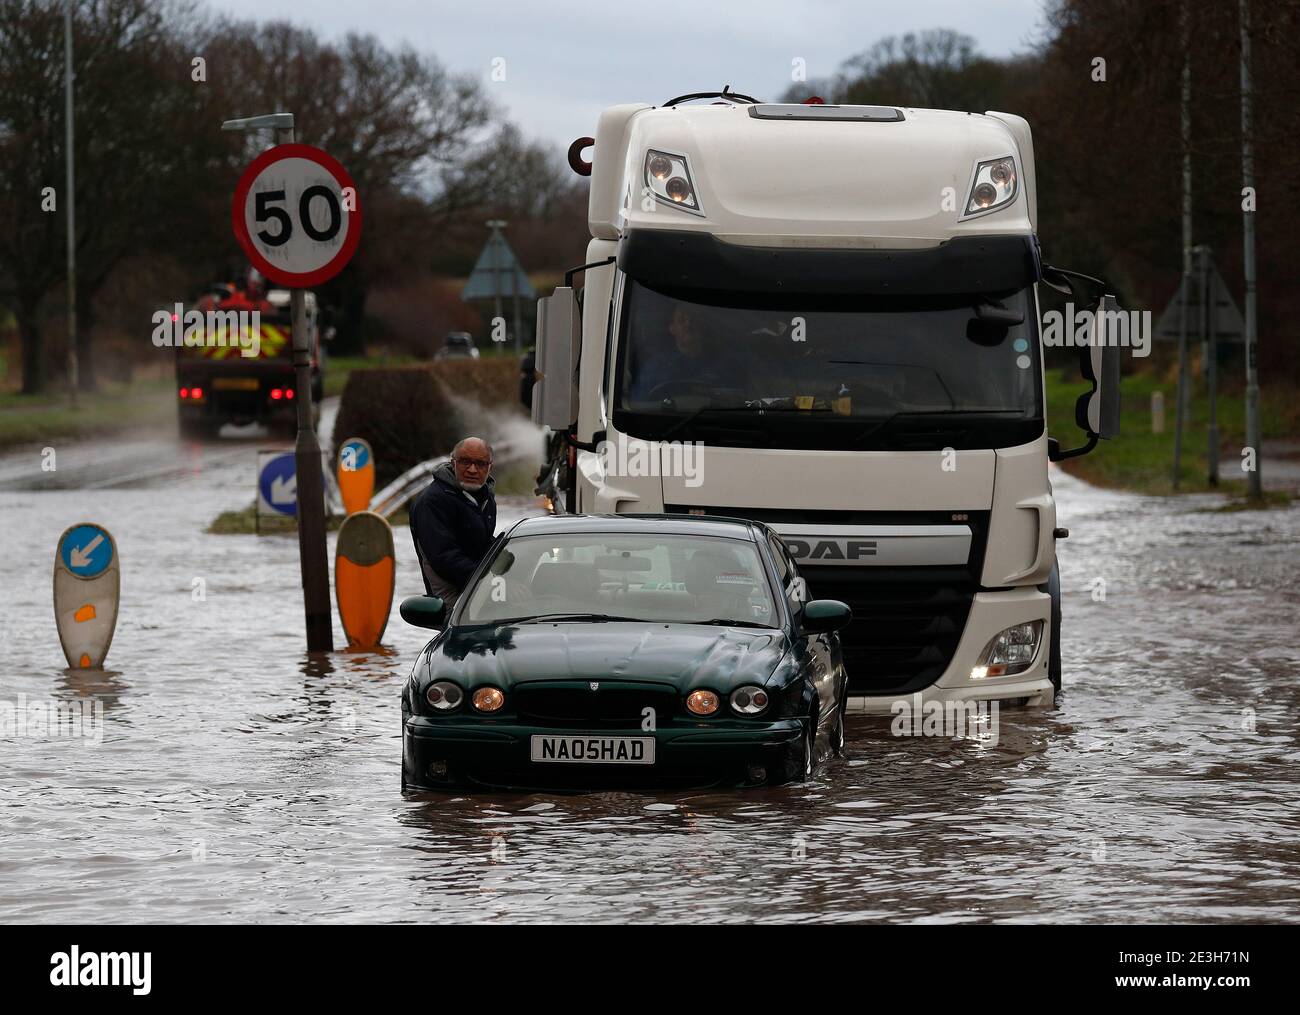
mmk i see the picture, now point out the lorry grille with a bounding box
[834,583,975,696]
[514,684,679,727]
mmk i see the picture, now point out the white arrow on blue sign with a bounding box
[257,451,298,517]
[58,523,115,578]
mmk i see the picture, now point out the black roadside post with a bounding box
[223,112,334,652]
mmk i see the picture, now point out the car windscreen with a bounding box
[613,281,1043,450]
[457,532,778,628]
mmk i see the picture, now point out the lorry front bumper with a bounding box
[846,587,1053,714]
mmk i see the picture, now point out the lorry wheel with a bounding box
[1048,560,1062,692]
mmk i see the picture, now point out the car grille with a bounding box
[514,684,679,727]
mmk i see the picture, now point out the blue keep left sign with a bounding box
[258,452,297,516]
[340,439,370,470]
[59,523,115,579]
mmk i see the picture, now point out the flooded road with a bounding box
[1,419,1298,923]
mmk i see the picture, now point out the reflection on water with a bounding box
[0,432,1298,922]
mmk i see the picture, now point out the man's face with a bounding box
[453,440,492,491]
[670,307,700,357]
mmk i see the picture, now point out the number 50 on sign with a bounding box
[231,144,362,288]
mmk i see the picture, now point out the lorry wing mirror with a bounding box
[1078,295,1122,440]
[1043,267,1122,461]
[533,287,580,431]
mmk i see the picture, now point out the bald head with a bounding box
[451,436,493,491]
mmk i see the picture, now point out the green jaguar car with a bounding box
[400,514,851,791]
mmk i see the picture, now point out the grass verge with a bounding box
[0,377,174,451]
[1046,369,1295,505]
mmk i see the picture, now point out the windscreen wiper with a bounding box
[851,409,1027,447]
[511,612,642,624]
[696,618,776,629]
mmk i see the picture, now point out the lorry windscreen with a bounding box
[613,281,1043,451]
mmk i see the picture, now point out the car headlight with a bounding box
[730,686,770,716]
[472,687,506,713]
[971,620,1043,678]
[425,681,464,711]
[963,156,1017,217]
[685,689,720,716]
[644,149,702,213]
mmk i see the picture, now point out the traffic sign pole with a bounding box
[1240,0,1262,501]
[226,114,360,654]
[1204,249,1219,485]
[276,122,333,653]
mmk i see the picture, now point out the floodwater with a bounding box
[1,408,1298,923]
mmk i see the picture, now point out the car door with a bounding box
[767,531,841,734]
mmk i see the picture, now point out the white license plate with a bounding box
[530,735,655,765]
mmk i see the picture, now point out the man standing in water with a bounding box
[409,436,497,609]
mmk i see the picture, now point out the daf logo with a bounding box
[784,538,878,561]
[589,682,600,691]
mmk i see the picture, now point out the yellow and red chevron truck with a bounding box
[173,284,324,438]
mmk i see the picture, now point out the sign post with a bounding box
[225,113,363,652]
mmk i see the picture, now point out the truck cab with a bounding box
[533,93,1120,713]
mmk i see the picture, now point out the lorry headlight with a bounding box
[971,620,1043,678]
[644,149,701,213]
[963,156,1017,217]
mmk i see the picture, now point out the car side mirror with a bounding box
[533,286,580,430]
[400,595,446,630]
[801,599,851,634]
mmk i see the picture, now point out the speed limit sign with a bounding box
[231,144,362,287]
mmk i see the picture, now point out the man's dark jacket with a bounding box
[409,461,497,597]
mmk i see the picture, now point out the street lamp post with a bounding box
[64,0,78,404]
[222,113,334,653]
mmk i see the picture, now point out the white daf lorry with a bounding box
[532,89,1120,713]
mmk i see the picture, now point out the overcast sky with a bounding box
[209,0,1048,152]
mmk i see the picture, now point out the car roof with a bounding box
[507,513,763,542]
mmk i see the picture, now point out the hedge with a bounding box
[332,358,525,488]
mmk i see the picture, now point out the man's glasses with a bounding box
[454,457,491,470]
